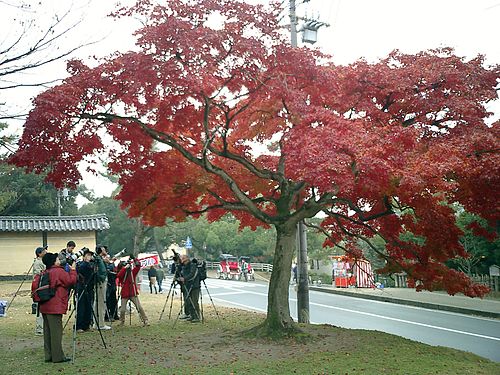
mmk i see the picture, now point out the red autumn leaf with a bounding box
[10,0,498,332]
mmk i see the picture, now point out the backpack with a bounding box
[32,270,55,303]
[197,260,207,281]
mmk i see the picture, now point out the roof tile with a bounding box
[0,215,109,232]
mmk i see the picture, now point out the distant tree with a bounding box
[0,160,77,215]
[448,210,499,275]
[79,195,135,253]
[11,0,499,336]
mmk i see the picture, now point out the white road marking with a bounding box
[211,290,500,343]
[309,301,500,342]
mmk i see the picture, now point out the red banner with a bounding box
[139,255,159,268]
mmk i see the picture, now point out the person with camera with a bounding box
[93,245,111,330]
[104,254,119,322]
[33,246,47,335]
[58,241,76,272]
[117,256,149,326]
[178,254,201,323]
[34,252,77,363]
[76,248,95,333]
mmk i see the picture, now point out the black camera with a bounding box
[61,247,90,266]
[171,249,181,264]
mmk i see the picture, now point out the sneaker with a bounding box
[35,331,43,336]
[179,314,190,320]
[143,321,150,326]
[76,329,85,333]
[99,325,112,330]
[190,319,201,323]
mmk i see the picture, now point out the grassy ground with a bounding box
[0,281,498,375]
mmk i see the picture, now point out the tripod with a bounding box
[63,264,107,351]
[171,283,201,328]
[199,279,222,325]
[158,277,181,321]
[6,261,34,314]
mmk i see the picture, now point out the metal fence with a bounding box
[392,272,499,292]
[205,262,273,272]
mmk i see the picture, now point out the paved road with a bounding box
[187,277,500,362]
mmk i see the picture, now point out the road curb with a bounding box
[310,286,500,319]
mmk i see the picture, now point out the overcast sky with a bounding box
[1,0,499,198]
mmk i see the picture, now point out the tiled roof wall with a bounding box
[0,215,110,232]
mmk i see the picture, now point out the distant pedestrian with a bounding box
[292,263,297,284]
[148,266,158,294]
[156,266,165,293]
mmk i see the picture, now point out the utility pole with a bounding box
[57,189,61,216]
[288,0,328,324]
[289,0,298,47]
[297,220,309,323]
[289,0,309,323]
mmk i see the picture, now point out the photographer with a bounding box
[117,257,149,326]
[179,255,201,323]
[33,246,47,335]
[76,249,94,333]
[93,245,110,330]
[32,252,77,363]
[104,255,119,322]
[58,241,76,272]
[170,253,189,319]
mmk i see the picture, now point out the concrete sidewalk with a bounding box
[310,285,500,319]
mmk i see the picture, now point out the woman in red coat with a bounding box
[117,257,149,326]
[32,252,77,363]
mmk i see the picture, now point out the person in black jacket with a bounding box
[148,266,158,294]
[75,249,94,332]
[178,255,201,323]
[104,255,119,321]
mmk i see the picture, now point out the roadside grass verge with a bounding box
[0,281,498,375]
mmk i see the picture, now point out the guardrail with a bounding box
[205,261,273,272]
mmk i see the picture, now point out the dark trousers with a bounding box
[76,289,93,330]
[157,278,163,292]
[42,314,64,362]
[186,287,200,320]
[181,284,189,315]
[106,285,118,320]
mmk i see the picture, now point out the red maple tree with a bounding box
[11,0,499,334]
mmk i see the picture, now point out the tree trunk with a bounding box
[254,221,300,337]
[153,228,167,266]
[133,219,145,256]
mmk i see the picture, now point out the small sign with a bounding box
[489,265,500,277]
[139,255,159,268]
[185,236,192,249]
